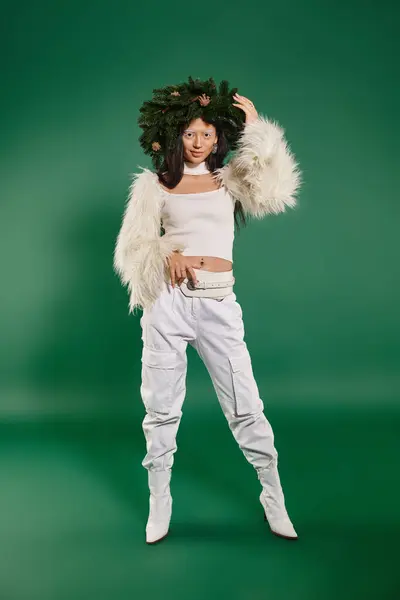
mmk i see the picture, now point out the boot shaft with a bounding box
[148,469,172,497]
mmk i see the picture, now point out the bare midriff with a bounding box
[193,256,233,272]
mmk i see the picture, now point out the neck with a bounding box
[183,159,210,175]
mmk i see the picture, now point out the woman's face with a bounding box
[181,118,218,164]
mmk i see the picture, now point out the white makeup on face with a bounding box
[183,129,214,137]
[182,119,217,162]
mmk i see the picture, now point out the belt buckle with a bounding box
[187,278,205,290]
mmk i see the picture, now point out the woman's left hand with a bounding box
[232,93,258,124]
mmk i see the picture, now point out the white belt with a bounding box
[166,269,235,298]
[187,277,235,290]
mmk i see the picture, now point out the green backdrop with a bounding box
[1,1,399,599]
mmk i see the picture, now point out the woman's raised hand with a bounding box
[232,93,258,124]
[167,251,203,287]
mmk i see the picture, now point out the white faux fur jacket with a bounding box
[113,114,301,314]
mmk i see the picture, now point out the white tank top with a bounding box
[160,186,235,262]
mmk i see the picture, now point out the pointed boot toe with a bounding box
[145,470,173,545]
[263,508,298,540]
[258,462,298,541]
[146,521,170,544]
[145,492,172,545]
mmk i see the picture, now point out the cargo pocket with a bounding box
[228,351,263,417]
[140,347,177,415]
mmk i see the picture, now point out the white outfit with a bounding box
[113,115,302,542]
[160,160,235,271]
[140,159,285,513]
[141,158,278,473]
[140,280,278,472]
[140,277,298,540]
[160,186,234,263]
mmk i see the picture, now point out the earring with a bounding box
[212,143,218,154]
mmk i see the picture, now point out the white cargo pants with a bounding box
[139,280,278,476]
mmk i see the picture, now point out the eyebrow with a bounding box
[183,128,214,133]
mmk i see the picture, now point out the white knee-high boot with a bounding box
[145,469,173,544]
[257,459,298,540]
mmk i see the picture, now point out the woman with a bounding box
[113,77,301,545]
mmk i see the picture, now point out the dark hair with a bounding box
[156,117,247,232]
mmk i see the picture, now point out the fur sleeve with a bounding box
[113,168,185,314]
[214,114,301,219]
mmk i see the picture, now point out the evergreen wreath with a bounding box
[137,76,246,170]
